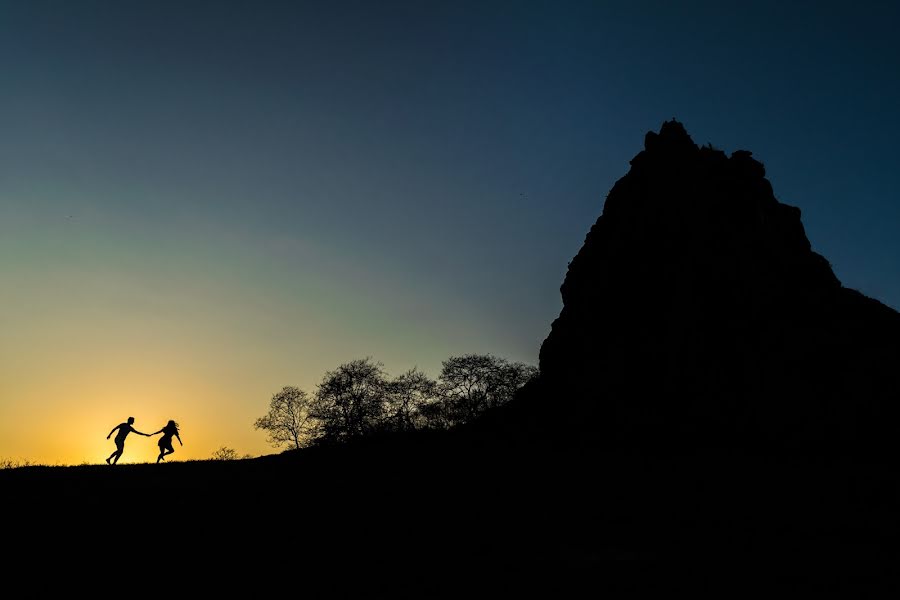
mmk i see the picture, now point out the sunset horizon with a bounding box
[3,2,898,468]
[4,4,900,586]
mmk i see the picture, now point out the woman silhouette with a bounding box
[150,420,182,463]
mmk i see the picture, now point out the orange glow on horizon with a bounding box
[0,353,280,465]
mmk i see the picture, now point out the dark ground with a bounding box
[6,123,897,593]
[3,430,898,593]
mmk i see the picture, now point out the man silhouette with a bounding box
[106,417,150,464]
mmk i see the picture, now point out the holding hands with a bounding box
[106,418,180,464]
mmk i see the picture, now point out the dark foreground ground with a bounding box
[3,432,898,593]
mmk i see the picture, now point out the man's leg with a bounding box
[112,444,124,464]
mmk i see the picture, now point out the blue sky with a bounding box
[1,1,897,461]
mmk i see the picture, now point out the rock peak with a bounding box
[658,118,691,140]
[504,121,900,451]
[642,119,698,156]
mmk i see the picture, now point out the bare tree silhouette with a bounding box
[435,354,538,427]
[385,368,438,432]
[256,355,538,447]
[255,386,317,450]
[310,358,388,443]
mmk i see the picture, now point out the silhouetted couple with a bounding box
[106,417,182,464]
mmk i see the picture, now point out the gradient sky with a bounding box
[2,1,898,464]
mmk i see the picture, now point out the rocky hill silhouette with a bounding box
[4,122,898,583]
[501,120,900,451]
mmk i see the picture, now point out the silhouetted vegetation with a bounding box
[311,358,390,443]
[256,354,537,449]
[384,367,437,432]
[5,121,899,586]
[254,386,318,449]
[432,354,538,428]
[211,446,239,460]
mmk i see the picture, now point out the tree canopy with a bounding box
[255,354,537,449]
[254,386,318,449]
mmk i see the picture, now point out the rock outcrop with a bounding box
[506,120,900,451]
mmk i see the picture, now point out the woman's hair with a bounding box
[164,420,179,434]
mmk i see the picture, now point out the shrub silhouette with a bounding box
[211,447,239,461]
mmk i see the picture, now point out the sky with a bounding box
[1,1,898,464]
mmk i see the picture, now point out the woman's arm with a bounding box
[176,434,183,446]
